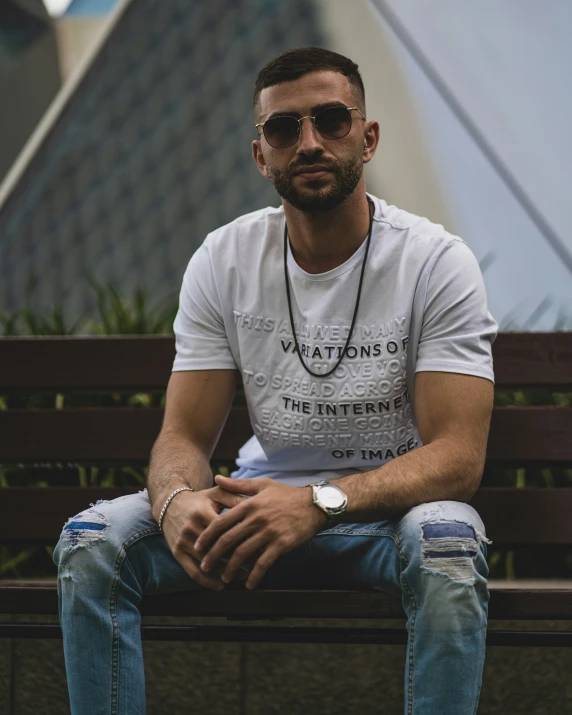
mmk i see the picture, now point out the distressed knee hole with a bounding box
[61,509,109,553]
[421,521,482,582]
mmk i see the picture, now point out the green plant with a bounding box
[1,270,179,337]
[20,275,86,335]
[83,270,178,335]
[0,308,22,336]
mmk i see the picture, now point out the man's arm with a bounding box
[331,370,494,521]
[147,369,236,519]
[147,369,247,590]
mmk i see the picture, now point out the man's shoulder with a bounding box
[373,195,461,249]
[205,205,283,252]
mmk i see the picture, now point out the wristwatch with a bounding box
[308,480,348,528]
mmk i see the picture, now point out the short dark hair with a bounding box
[253,47,365,116]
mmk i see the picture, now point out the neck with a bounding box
[283,186,372,274]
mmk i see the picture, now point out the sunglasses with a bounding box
[256,106,366,149]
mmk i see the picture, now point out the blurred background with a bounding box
[1,4,571,713]
[1,0,570,334]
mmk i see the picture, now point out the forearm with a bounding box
[147,430,214,522]
[334,438,483,523]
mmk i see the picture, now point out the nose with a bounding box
[296,116,323,156]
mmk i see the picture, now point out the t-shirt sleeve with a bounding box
[415,238,498,382]
[172,243,237,372]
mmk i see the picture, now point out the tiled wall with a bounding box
[0,0,324,325]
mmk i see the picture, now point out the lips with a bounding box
[294,166,332,179]
[295,166,331,175]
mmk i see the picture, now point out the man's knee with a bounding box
[53,500,120,581]
[397,500,491,584]
[53,492,154,571]
[55,503,110,558]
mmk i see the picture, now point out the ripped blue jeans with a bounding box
[53,489,490,715]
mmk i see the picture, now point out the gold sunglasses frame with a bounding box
[255,106,366,148]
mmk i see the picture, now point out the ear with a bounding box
[362,120,380,165]
[252,139,272,179]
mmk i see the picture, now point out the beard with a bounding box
[267,153,363,212]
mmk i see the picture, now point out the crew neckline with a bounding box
[285,194,381,282]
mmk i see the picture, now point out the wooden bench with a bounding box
[1,333,571,647]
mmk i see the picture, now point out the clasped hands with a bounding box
[194,475,328,590]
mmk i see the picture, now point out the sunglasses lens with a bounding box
[315,107,352,139]
[263,116,299,148]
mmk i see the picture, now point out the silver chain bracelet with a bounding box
[157,486,196,531]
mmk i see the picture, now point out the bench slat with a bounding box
[0,406,571,463]
[1,582,572,620]
[491,332,572,387]
[469,488,572,543]
[487,406,572,461]
[1,623,571,647]
[0,336,175,391]
[0,407,251,463]
[1,333,571,391]
[1,487,571,544]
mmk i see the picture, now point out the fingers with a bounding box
[199,519,258,574]
[214,475,269,495]
[209,485,247,510]
[219,533,267,584]
[194,500,248,554]
[177,549,226,591]
[160,490,243,589]
[171,522,249,588]
[244,542,282,590]
[163,479,293,590]
[182,542,250,584]
[167,523,227,590]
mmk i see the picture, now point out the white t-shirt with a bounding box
[172,194,497,485]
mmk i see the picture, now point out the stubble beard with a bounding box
[267,154,364,212]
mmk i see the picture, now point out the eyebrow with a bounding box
[265,101,349,122]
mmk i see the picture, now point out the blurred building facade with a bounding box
[0,0,570,330]
[0,0,325,324]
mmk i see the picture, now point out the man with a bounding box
[54,47,497,714]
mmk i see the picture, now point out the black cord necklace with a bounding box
[283,196,374,379]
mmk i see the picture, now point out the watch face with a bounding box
[318,485,345,509]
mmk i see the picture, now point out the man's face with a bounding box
[253,71,368,212]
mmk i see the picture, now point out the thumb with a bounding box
[214,474,267,495]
